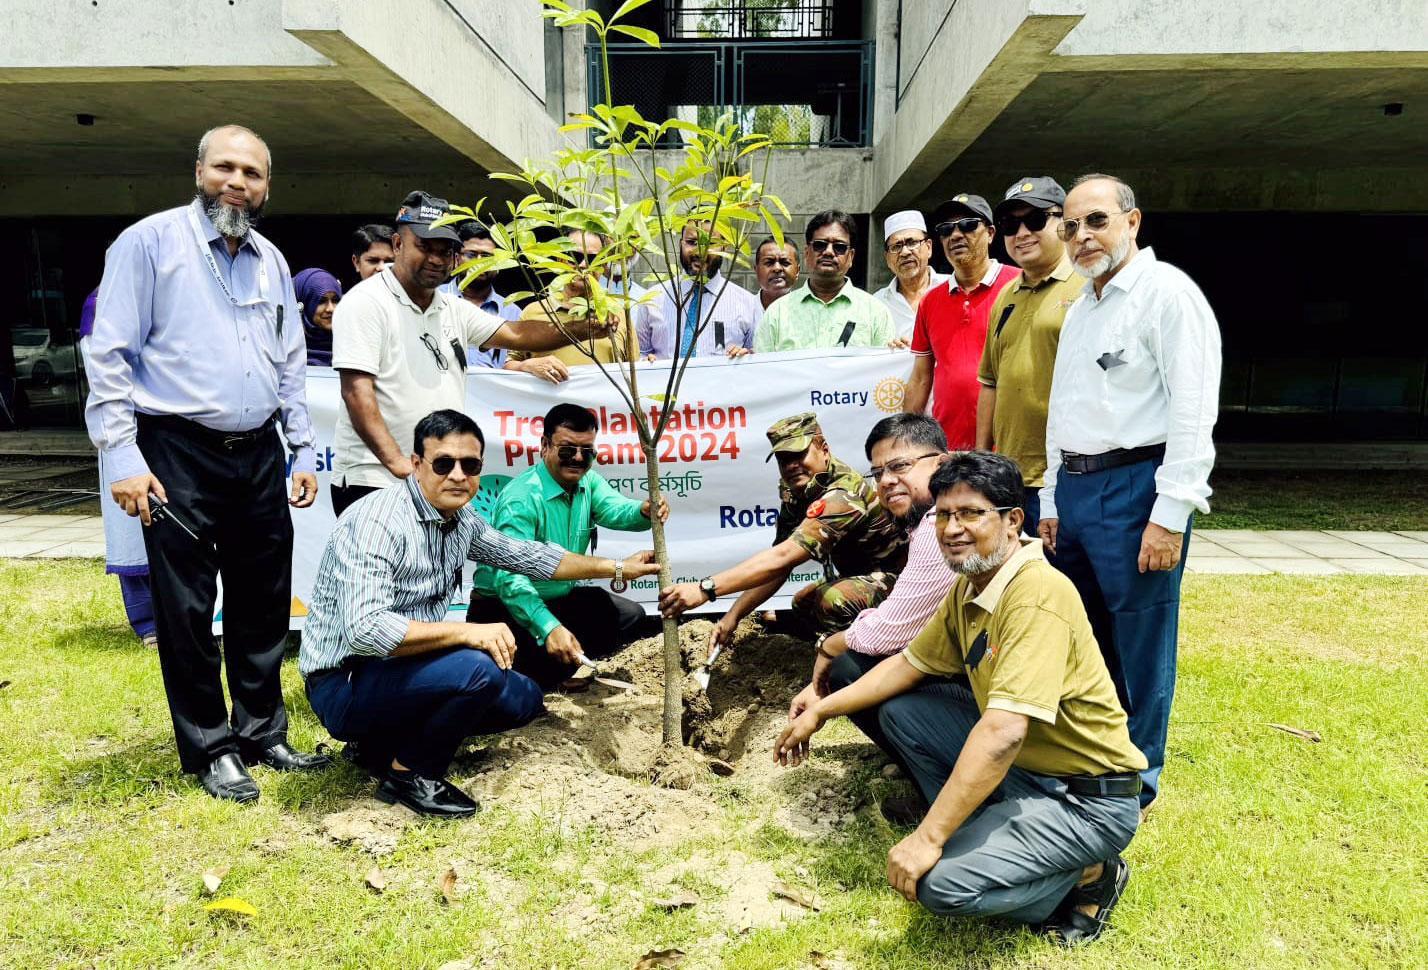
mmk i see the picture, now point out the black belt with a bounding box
[137,412,277,450]
[1065,772,1142,797]
[1060,443,1165,476]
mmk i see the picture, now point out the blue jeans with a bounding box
[1051,458,1190,806]
[305,648,544,778]
[879,683,1139,925]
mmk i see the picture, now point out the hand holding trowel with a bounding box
[691,619,733,691]
[576,653,635,691]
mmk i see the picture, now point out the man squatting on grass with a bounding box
[298,409,660,819]
[776,451,1146,946]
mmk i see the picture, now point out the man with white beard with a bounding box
[1038,174,1221,813]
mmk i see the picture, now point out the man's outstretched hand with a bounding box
[622,550,661,579]
[659,582,707,618]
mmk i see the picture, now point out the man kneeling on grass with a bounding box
[298,409,659,818]
[774,451,1145,945]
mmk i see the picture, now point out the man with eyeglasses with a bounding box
[640,219,762,360]
[754,210,893,352]
[443,221,522,368]
[300,409,660,817]
[975,177,1083,535]
[776,451,1145,946]
[659,412,908,651]
[468,403,669,691]
[872,210,947,343]
[904,194,1019,450]
[754,236,801,313]
[1039,173,1221,813]
[331,192,610,517]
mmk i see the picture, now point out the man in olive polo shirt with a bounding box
[754,210,894,352]
[976,177,1083,534]
[776,451,1144,946]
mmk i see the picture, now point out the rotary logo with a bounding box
[873,376,907,412]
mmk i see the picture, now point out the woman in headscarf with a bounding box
[294,268,343,367]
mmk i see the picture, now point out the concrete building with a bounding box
[1,0,1425,445]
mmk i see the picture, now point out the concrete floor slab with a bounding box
[32,541,107,558]
[1185,558,1271,575]
[1265,539,1389,558]
[1393,532,1428,542]
[1323,531,1428,553]
[1249,558,1346,574]
[1207,540,1312,557]
[0,539,74,557]
[1326,558,1428,576]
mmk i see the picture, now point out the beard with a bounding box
[681,252,723,279]
[948,540,1011,577]
[1072,231,1131,280]
[895,497,932,530]
[197,187,265,238]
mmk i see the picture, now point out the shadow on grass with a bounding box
[51,625,155,654]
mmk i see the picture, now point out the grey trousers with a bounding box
[878,682,1140,925]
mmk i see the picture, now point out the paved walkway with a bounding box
[2,513,1426,575]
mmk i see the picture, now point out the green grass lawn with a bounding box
[1202,469,1428,531]
[1,560,1425,969]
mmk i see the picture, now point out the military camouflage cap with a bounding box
[766,411,822,461]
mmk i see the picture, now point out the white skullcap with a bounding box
[883,210,927,240]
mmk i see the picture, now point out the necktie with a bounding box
[680,283,701,356]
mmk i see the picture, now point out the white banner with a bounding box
[218,349,915,630]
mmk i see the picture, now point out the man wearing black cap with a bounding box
[329,191,612,516]
[976,177,1083,534]
[904,193,1018,451]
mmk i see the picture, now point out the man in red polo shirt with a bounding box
[904,193,1019,449]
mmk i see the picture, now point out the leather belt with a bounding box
[138,412,277,450]
[1060,443,1165,475]
[1065,772,1142,797]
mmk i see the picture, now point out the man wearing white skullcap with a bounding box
[873,210,947,344]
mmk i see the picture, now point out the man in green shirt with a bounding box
[776,451,1143,946]
[468,403,666,689]
[754,210,894,352]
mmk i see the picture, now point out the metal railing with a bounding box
[665,0,837,39]
[588,40,874,147]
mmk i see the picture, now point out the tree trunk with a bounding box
[642,453,684,745]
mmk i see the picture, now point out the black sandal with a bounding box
[1046,856,1128,947]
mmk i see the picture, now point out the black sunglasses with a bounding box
[554,444,597,464]
[426,455,483,476]
[934,217,985,238]
[808,238,851,256]
[995,209,1062,236]
[1057,209,1125,241]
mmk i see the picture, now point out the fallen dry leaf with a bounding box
[772,879,821,911]
[633,949,685,969]
[201,864,231,895]
[437,868,460,906]
[0,680,11,690]
[707,758,735,777]
[1266,723,1322,743]
[365,867,386,893]
[648,890,698,909]
[810,952,832,970]
[203,897,256,917]
[435,961,473,970]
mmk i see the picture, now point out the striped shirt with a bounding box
[298,475,567,677]
[844,509,956,657]
[639,272,763,358]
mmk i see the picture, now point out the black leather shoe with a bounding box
[197,753,259,803]
[375,771,480,818]
[342,742,390,778]
[249,741,332,772]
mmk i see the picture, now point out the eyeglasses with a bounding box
[1057,209,1125,241]
[867,453,941,481]
[934,217,985,238]
[420,333,450,371]
[884,236,930,254]
[425,454,483,477]
[994,209,1062,237]
[554,444,597,464]
[808,238,851,256]
[935,506,1014,527]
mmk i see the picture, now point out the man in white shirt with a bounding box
[872,210,946,345]
[330,191,610,516]
[639,220,762,359]
[1038,174,1221,810]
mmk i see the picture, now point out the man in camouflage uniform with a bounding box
[659,412,908,655]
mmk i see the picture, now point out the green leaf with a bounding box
[609,24,660,47]
[610,0,654,24]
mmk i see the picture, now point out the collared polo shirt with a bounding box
[905,539,1147,777]
[911,261,1019,449]
[508,302,635,367]
[977,257,1083,486]
[470,461,651,643]
[331,268,504,488]
[753,279,893,352]
[873,270,948,340]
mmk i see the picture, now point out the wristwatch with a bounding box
[814,632,836,660]
[611,559,627,593]
[699,577,718,602]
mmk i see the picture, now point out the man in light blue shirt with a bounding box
[85,124,327,803]
[639,220,762,360]
[442,221,521,367]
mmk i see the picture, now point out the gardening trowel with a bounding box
[691,643,723,692]
[576,653,635,691]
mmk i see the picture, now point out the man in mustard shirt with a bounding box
[776,451,1144,946]
[468,403,666,689]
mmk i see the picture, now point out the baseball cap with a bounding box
[394,190,462,244]
[992,176,1067,220]
[932,193,994,226]
[765,412,822,461]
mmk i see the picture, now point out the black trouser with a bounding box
[466,586,646,689]
[331,482,381,518]
[136,415,294,773]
